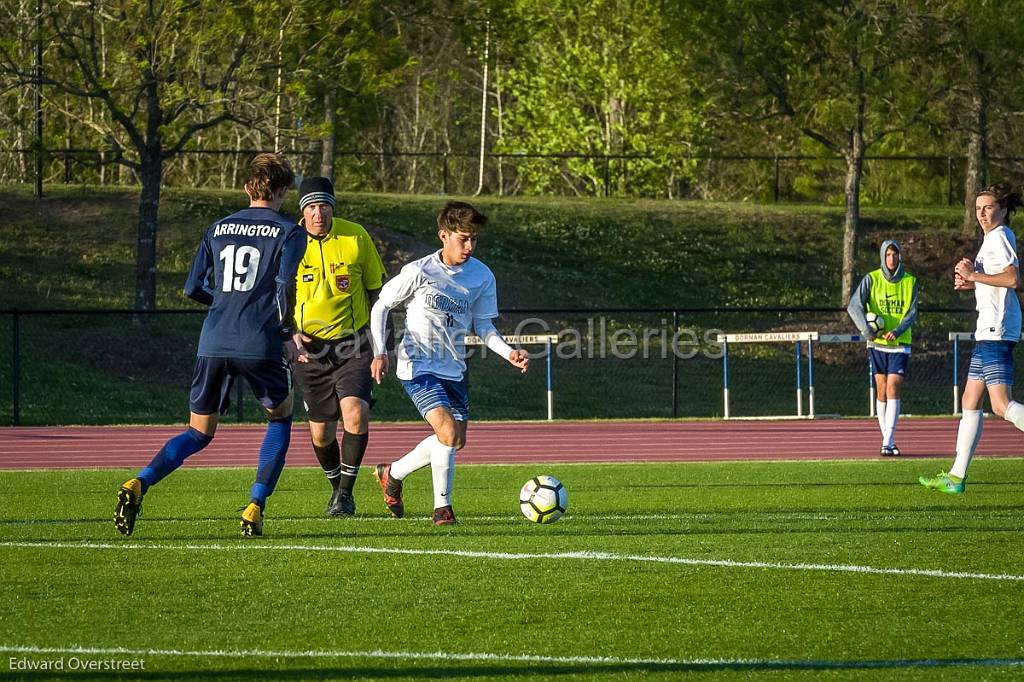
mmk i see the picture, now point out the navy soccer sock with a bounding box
[137,427,213,493]
[250,417,292,508]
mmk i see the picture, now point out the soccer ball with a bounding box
[519,475,568,524]
[865,312,885,333]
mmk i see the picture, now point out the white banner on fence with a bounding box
[715,331,818,343]
[464,334,560,345]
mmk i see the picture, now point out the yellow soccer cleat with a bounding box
[113,478,144,537]
[240,502,264,537]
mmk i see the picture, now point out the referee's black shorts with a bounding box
[292,328,374,422]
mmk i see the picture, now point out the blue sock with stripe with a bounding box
[250,417,292,508]
[137,427,213,492]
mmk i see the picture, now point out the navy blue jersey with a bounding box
[184,207,305,360]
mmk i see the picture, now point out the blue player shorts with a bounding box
[869,349,909,377]
[401,373,470,422]
[189,356,292,415]
[968,340,1016,386]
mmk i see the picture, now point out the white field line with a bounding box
[0,644,1022,671]
[1,540,1021,582]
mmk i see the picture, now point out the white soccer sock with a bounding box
[884,399,900,448]
[875,400,887,443]
[950,409,983,479]
[1003,401,1024,433]
[430,438,456,509]
[389,435,436,480]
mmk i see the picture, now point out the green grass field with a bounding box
[2,459,1023,680]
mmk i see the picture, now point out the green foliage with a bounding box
[282,0,410,148]
[499,0,706,197]
[38,0,274,158]
[8,0,1024,204]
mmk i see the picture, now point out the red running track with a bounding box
[0,418,1022,469]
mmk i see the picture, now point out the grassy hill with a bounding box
[0,184,975,310]
[0,185,980,425]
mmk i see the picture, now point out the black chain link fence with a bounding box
[0,308,991,426]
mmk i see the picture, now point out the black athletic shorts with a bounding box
[189,355,292,415]
[292,328,374,421]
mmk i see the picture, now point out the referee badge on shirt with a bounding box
[336,276,350,291]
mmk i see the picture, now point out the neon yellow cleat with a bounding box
[918,471,965,494]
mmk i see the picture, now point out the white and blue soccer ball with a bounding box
[519,475,568,524]
[865,312,885,333]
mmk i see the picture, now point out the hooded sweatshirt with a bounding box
[846,240,919,350]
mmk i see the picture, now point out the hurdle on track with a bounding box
[716,332,818,420]
[465,334,560,420]
[717,332,874,420]
[949,332,974,415]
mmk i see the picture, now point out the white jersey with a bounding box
[377,251,499,380]
[974,225,1021,342]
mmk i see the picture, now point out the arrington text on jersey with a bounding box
[213,223,282,238]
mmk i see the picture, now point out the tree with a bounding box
[499,0,705,197]
[339,0,496,194]
[280,0,409,181]
[678,0,943,303]
[928,1,1024,235]
[0,0,38,184]
[0,0,278,310]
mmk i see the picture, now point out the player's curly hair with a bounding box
[977,182,1023,223]
[245,153,295,201]
[437,201,487,235]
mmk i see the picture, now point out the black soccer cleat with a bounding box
[327,489,356,517]
[113,478,144,537]
[432,505,457,526]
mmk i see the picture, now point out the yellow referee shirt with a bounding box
[294,217,386,341]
